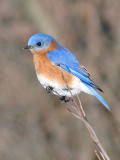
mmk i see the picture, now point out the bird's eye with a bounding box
[37,42,42,46]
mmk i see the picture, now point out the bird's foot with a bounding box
[46,86,53,94]
[60,96,70,103]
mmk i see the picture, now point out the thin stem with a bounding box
[95,150,102,160]
[62,73,110,160]
[68,96,110,160]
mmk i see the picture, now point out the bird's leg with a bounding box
[46,86,53,94]
[60,96,70,103]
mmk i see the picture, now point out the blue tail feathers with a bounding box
[85,83,110,111]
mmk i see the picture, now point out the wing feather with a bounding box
[47,49,110,110]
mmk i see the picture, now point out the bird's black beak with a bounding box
[24,45,30,49]
[23,45,35,50]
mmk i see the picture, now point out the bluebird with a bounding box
[24,33,110,111]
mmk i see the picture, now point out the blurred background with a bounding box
[0,0,120,159]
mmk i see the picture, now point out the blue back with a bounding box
[47,44,110,111]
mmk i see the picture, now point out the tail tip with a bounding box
[104,103,111,111]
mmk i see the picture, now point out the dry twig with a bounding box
[95,150,102,160]
[67,96,110,160]
[62,73,110,160]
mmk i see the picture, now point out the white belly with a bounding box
[37,74,93,97]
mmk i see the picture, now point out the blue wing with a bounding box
[47,49,110,111]
[52,46,90,78]
[47,49,101,90]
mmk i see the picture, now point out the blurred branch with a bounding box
[22,0,59,38]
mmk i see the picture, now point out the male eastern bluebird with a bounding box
[24,33,110,111]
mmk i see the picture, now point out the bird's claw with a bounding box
[60,96,70,103]
[46,86,53,94]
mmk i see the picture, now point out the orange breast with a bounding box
[31,41,74,87]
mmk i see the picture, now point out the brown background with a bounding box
[0,0,120,159]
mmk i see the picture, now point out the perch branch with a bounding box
[62,73,110,160]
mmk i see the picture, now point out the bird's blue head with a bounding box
[24,33,56,52]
